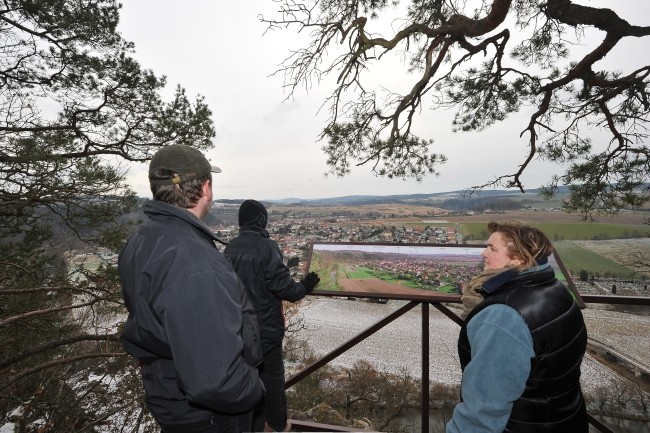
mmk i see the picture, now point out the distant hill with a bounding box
[253,186,572,208]
[131,186,574,214]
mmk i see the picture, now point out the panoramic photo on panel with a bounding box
[306,242,580,300]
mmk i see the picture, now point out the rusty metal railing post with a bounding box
[422,302,430,433]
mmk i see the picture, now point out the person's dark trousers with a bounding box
[160,411,253,433]
[252,344,288,432]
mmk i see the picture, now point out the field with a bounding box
[553,241,640,279]
[380,210,649,279]
[459,222,650,241]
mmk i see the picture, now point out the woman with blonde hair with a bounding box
[447,221,588,433]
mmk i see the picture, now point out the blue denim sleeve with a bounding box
[446,304,534,433]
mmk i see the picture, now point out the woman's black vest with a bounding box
[458,266,588,433]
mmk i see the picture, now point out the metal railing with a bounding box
[285,291,650,433]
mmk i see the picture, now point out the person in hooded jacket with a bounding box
[447,221,588,433]
[224,199,320,432]
[119,145,263,433]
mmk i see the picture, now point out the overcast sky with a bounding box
[117,1,648,201]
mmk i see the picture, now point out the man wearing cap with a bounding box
[119,145,263,433]
[224,199,320,432]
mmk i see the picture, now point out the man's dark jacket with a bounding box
[459,266,588,433]
[119,201,263,425]
[224,226,307,354]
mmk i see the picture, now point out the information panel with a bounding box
[305,241,582,305]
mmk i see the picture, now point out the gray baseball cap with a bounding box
[149,145,221,185]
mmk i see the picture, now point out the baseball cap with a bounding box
[149,145,221,185]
